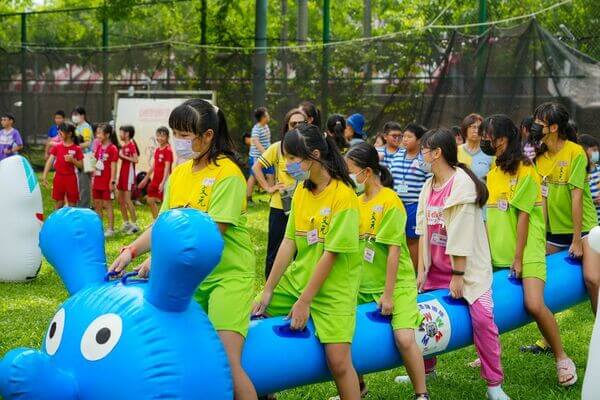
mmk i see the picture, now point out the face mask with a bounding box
[592,151,599,164]
[71,115,81,124]
[350,170,366,194]
[173,137,202,161]
[529,122,545,142]
[286,161,310,181]
[480,139,496,156]
[418,158,432,174]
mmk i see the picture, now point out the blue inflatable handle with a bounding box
[564,255,582,266]
[442,294,468,306]
[365,310,391,323]
[104,271,119,282]
[272,324,311,339]
[121,271,147,285]
[507,273,522,286]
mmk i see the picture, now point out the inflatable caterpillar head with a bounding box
[0,155,43,281]
[0,207,233,400]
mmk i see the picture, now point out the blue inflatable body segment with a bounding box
[0,208,233,400]
[243,252,587,395]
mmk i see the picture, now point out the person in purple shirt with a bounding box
[0,113,23,162]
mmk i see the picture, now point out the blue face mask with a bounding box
[286,161,310,181]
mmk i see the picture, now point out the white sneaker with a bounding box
[395,370,436,384]
[104,229,115,238]
[121,221,132,232]
[486,385,510,400]
[127,223,140,234]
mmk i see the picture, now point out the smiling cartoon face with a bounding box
[1,207,233,400]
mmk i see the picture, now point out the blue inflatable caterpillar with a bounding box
[0,208,588,399]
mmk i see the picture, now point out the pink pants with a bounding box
[424,290,504,387]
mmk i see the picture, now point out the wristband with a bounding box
[451,269,465,276]
[120,245,137,260]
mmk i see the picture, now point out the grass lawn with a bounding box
[0,170,594,399]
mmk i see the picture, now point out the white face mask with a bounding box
[173,137,202,161]
[350,169,366,194]
[592,151,600,165]
[71,115,81,124]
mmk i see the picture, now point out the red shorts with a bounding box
[93,188,112,201]
[52,173,79,204]
[117,167,135,191]
[147,182,163,201]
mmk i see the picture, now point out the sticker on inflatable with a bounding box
[416,299,451,356]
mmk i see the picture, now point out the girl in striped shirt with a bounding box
[389,123,429,268]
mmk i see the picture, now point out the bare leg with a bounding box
[94,199,104,221]
[583,237,600,314]
[523,278,568,364]
[246,176,256,200]
[324,343,360,400]
[105,200,114,231]
[147,197,159,219]
[407,238,419,272]
[217,330,258,400]
[394,329,427,394]
[55,200,65,210]
[125,191,137,223]
[118,190,129,223]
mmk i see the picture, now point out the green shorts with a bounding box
[357,285,423,331]
[195,276,255,337]
[261,274,356,344]
[494,262,546,282]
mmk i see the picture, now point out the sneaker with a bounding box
[104,229,115,238]
[486,385,510,400]
[520,339,552,355]
[127,223,140,234]
[121,221,132,232]
[395,370,437,384]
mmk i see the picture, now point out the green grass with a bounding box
[0,172,594,399]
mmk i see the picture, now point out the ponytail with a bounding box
[346,142,394,189]
[326,114,349,152]
[421,128,488,208]
[284,123,354,190]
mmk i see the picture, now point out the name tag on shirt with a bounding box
[95,159,104,171]
[307,229,319,245]
[431,232,447,246]
[363,247,375,263]
[497,199,508,212]
[541,184,549,198]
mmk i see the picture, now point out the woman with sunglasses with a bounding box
[252,108,308,278]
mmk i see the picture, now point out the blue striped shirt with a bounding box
[249,123,271,158]
[384,148,430,204]
[589,165,600,222]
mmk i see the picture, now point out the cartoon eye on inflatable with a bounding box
[45,308,66,356]
[80,314,122,361]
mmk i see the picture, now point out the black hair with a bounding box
[58,121,79,145]
[533,102,576,155]
[451,125,464,141]
[55,110,66,118]
[283,123,354,190]
[481,114,529,175]
[1,112,15,121]
[119,125,140,155]
[520,115,533,133]
[72,106,86,117]
[383,121,402,135]
[346,142,394,189]
[169,99,242,170]
[326,114,349,152]
[156,126,170,138]
[421,128,489,207]
[578,133,599,150]
[254,107,268,122]
[299,101,321,129]
[98,123,120,148]
[566,120,578,138]
[404,123,426,140]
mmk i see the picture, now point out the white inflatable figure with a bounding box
[583,226,600,400]
[0,155,43,281]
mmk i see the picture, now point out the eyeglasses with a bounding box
[289,120,306,128]
[388,134,402,139]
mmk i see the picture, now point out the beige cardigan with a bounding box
[415,167,492,304]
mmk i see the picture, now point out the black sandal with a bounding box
[415,393,430,400]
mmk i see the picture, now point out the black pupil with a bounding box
[49,322,57,338]
[96,328,111,345]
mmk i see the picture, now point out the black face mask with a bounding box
[480,139,496,156]
[529,122,545,142]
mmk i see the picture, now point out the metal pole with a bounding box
[102,12,109,121]
[199,0,207,87]
[253,0,267,109]
[363,0,372,84]
[478,0,487,35]
[297,0,308,43]
[320,0,330,122]
[20,13,28,143]
[476,0,488,113]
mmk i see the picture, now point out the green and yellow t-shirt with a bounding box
[536,140,598,234]
[258,141,297,209]
[161,157,255,282]
[358,187,416,293]
[486,162,546,267]
[284,179,361,314]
